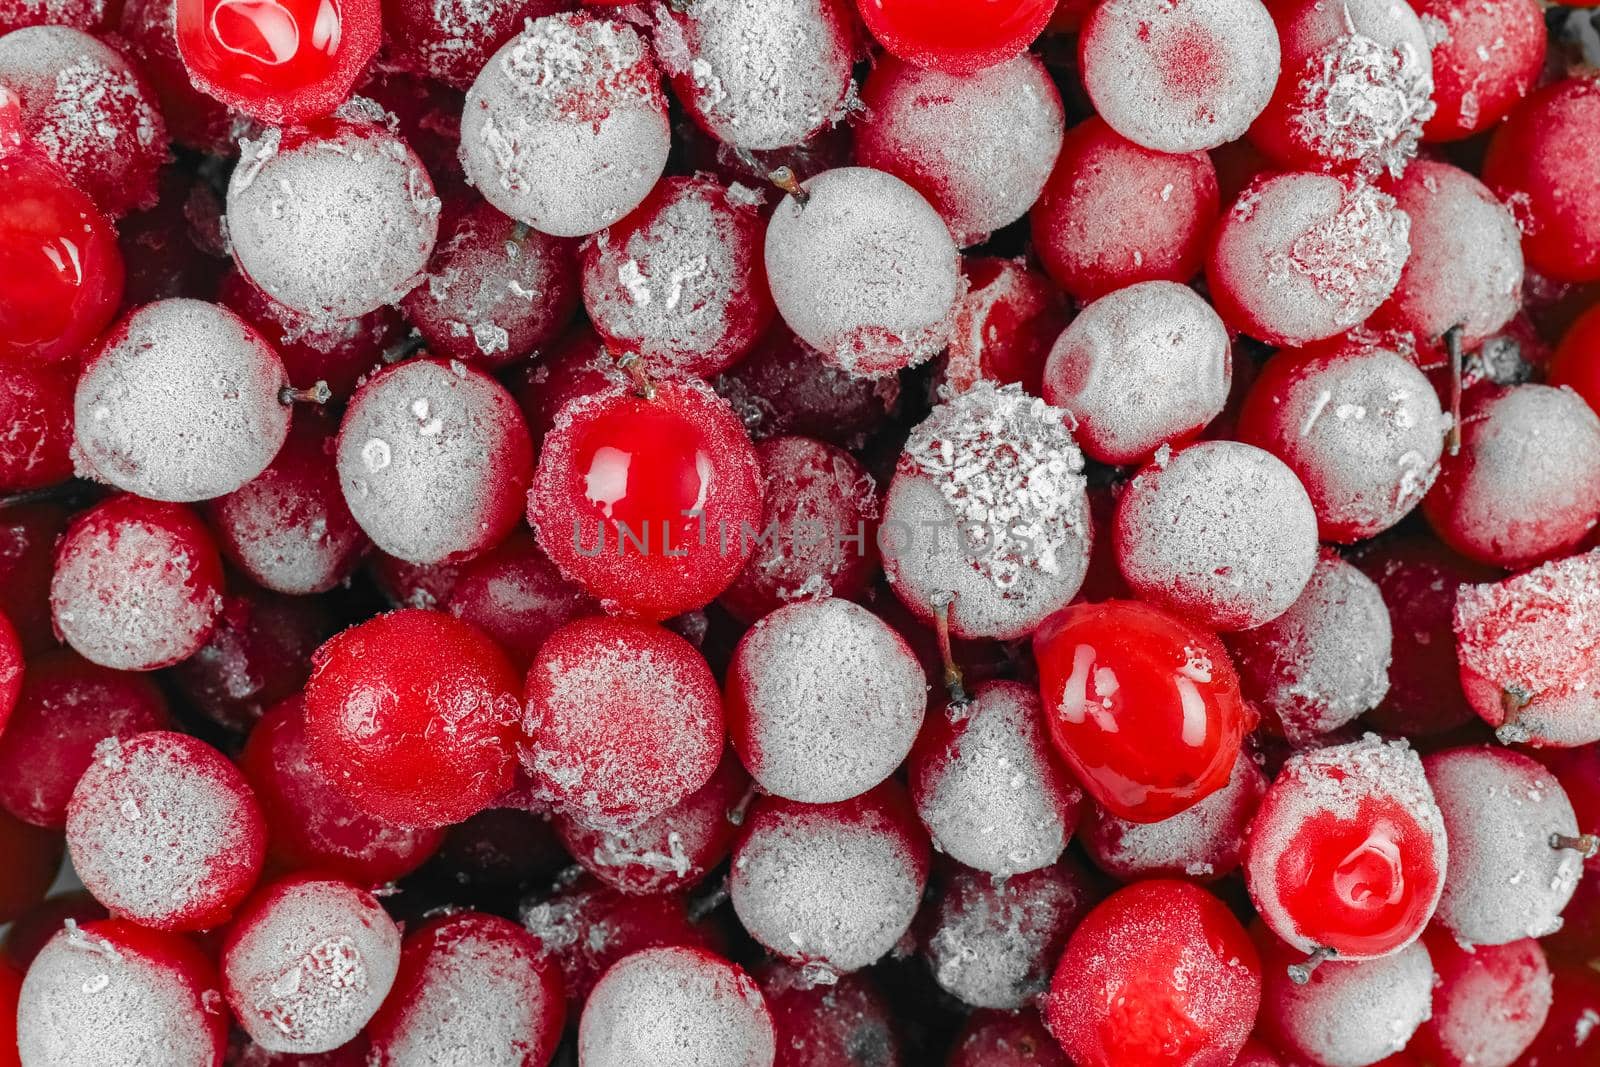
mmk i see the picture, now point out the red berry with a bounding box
[49,495,226,672]
[117,0,233,151]
[443,529,596,671]
[1034,599,1248,823]
[365,912,565,1067]
[0,151,122,366]
[428,804,569,892]
[0,608,17,725]
[1415,0,1544,142]
[382,0,574,90]
[949,1010,1071,1067]
[240,697,443,886]
[66,730,266,932]
[508,324,625,442]
[757,962,905,1067]
[1514,962,1600,1067]
[367,552,463,611]
[529,376,763,619]
[175,0,381,125]
[857,0,1057,75]
[1413,929,1552,1067]
[1043,879,1261,1067]
[0,360,73,492]
[0,500,69,654]
[943,257,1069,397]
[0,810,60,925]
[1549,302,1600,417]
[522,615,724,831]
[713,325,900,448]
[304,609,524,828]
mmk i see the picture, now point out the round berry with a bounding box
[758,963,905,1067]
[222,875,402,1055]
[1413,929,1552,1067]
[460,14,671,238]
[1550,302,1600,418]
[74,298,291,503]
[1415,0,1544,142]
[726,597,924,804]
[764,166,960,378]
[712,324,900,448]
[382,0,570,90]
[950,1011,1071,1067]
[227,118,440,322]
[1034,599,1248,824]
[304,609,524,828]
[523,615,723,831]
[0,361,71,492]
[50,495,225,672]
[579,946,774,1067]
[529,375,763,619]
[943,258,1069,396]
[0,500,68,655]
[730,784,930,975]
[1043,879,1261,1067]
[175,0,381,125]
[66,730,266,932]
[856,0,1057,76]
[336,356,533,565]
[443,530,596,671]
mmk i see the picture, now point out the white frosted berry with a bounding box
[764,166,961,378]
[459,13,671,237]
[1261,933,1435,1067]
[73,299,290,503]
[882,382,1090,641]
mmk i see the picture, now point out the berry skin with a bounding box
[303,609,524,829]
[175,0,381,125]
[117,0,233,151]
[0,811,61,925]
[1033,599,1248,824]
[857,0,1057,76]
[949,1010,1072,1067]
[1412,929,1552,1067]
[0,360,74,492]
[529,376,764,620]
[0,500,69,655]
[383,0,573,90]
[1414,0,1544,143]
[942,258,1069,396]
[443,529,596,671]
[757,962,905,1067]
[1549,302,1600,416]
[1042,879,1261,1067]
[712,324,900,448]
[0,151,123,366]
[0,608,16,726]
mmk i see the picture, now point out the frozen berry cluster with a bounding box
[3,0,1600,1064]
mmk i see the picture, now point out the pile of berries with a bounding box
[6,0,1600,1063]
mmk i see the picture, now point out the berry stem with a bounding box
[1444,324,1465,457]
[1496,686,1533,745]
[1550,832,1600,858]
[613,350,657,400]
[768,166,809,206]
[383,333,428,364]
[278,381,332,406]
[1287,945,1336,985]
[931,592,969,707]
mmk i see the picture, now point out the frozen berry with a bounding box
[726,597,924,804]
[882,382,1090,640]
[1550,302,1600,417]
[383,0,571,90]
[0,0,110,31]
[116,0,232,151]
[175,0,380,125]
[443,530,595,670]
[304,609,524,828]
[1043,879,1261,1067]
[581,175,773,377]
[950,1010,1070,1067]
[907,680,1083,877]
[1042,281,1231,465]
[66,730,266,932]
[522,615,723,831]
[857,0,1056,75]
[1207,172,1411,347]
[1115,440,1319,630]
[529,375,763,619]
[856,53,1064,247]
[1515,963,1600,1067]
[365,912,564,1067]
[1414,0,1544,142]
[1412,929,1552,1067]
[222,875,402,1055]
[50,495,225,672]
[74,298,291,503]
[764,166,960,378]
[757,962,904,1067]
[730,784,930,975]
[579,946,774,1067]
[0,361,72,492]
[336,356,533,565]
[460,14,671,238]
[942,258,1068,396]
[1029,117,1220,303]
[714,324,899,447]
[1034,599,1248,823]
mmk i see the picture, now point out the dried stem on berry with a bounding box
[1287,945,1337,985]
[1496,686,1533,745]
[278,381,333,406]
[931,592,969,707]
[1444,324,1465,457]
[1550,832,1600,858]
[768,166,809,206]
[383,334,428,364]
[613,350,657,400]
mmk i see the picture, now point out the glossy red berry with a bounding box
[856,0,1057,75]
[1034,599,1248,823]
[303,609,524,829]
[1043,879,1261,1067]
[175,0,381,125]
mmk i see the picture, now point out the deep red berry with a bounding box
[713,325,900,448]
[3,891,106,970]
[950,1011,1071,1067]
[0,811,60,925]
[0,608,17,728]
[758,962,905,1067]
[0,360,73,492]
[1550,302,1600,417]
[443,529,595,671]
[117,0,233,151]
[943,258,1069,397]
[857,0,1056,75]
[0,501,69,654]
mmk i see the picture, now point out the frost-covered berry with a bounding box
[943,258,1069,396]
[0,361,73,492]
[1207,172,1411,348]
[383,0,571,90]
[1422,385,1600,569]
[222,875,402,1055]
[0,26,166,217]
[1227,553,1391,743]
[522,616,723,832]
[443,530,596,671]
[1413,929,1552,1067]
[226,117,441,323]
[579,946,774,1067]
[881,382,1090,641]
[1078,0,1281,153]
[581,175,773,377]
[950,1010,1071,1067]
[907,680,1082,877]
[335,357,533,566]
[757,962,905,1067]
[726,597,924,804]
[73,299,291,503]
[764,166,960,378]
[1249,0,1434,176]
[856,53,1065,247]
[713,325,901,447]
[50,495,225,672]
[921,858,1095,1011]
[1042,281,1231,465]
[66,731,265,932]
[1414,0,1544,143]
[1236,343,1446,543]
[0,0,110,31]
[1115,441,1319,631]
[657,0,857,152]
[730,784,930,975]
[17,920,227,1067]
[460,13,671,238]
[1454,551,1600,748]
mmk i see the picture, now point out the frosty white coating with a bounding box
[1267,938,1435,1067]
